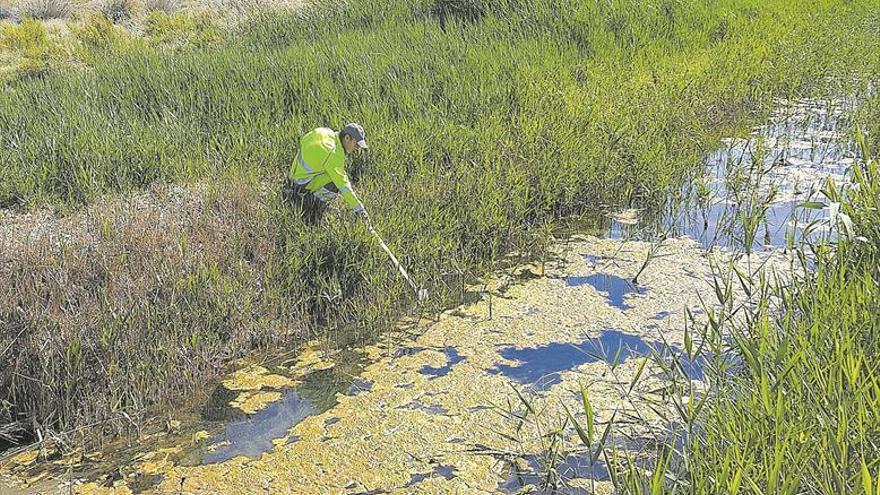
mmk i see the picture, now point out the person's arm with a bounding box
[327,163,366,215]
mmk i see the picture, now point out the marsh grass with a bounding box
[670,141,880,494]
[1,0,879,452]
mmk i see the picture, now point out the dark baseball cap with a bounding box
[342,123,368,149]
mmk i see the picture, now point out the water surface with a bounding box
[489,329,705,390]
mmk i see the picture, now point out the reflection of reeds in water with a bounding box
[734,137,778,256]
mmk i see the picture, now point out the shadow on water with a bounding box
[565,274,646,310]
[488,329,705,390]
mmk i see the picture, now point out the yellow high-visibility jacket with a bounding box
[288,127,365,213]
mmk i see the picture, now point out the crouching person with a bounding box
[284,123,370,225]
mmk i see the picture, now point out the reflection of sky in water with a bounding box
[566,274,644,310]
[679,105,850,250]
[598,100,854,252]
[202,391,316,464]
[667,133,842,250]
[489,329,704,390]
[669,198,829,250]
[198,351,369,465]
[419,347,465,378]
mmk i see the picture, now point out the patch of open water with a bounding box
[573,98,857,252]
[488,329,705,390]
[565,274,646,310]
[201,391,315,464]
[192,344,468,465]
[418,347,465,378]
[191,350,369,465]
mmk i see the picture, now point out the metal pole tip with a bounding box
[417,288,430,302]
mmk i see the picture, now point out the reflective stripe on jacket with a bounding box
[288,127,365,212]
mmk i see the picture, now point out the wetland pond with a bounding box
[0,98,859,494]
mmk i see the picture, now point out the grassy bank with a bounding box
[1,0,878,445]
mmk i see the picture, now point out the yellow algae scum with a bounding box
[7,235,755,494]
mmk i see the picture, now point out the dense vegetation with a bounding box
[689,140,880,494]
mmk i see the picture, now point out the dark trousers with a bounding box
[282,180,329,225]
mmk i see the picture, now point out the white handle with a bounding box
[367,223,420,294]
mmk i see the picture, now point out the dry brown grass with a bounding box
[0,178,306,445]
[16,0,72,19]
[141,0,177,12]
[0,1,17,19]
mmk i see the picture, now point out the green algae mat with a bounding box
[4,234,787,494]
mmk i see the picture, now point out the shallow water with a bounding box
[194,350,370,464]
[566,274,645,310]
[489,329,705,390]
[499,452,611,495]
[201,391,316,464]
[598,98,855,251]
[418,347,465,378]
